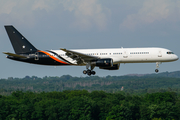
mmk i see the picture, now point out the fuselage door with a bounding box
[158,50,162,57]
[35,52,39,60]
[123,51,128,58]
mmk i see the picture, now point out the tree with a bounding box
[106,104,133,120]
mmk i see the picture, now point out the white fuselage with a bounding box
[51,47,178,65]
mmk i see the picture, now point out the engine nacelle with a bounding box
[92,58,113,67]
[99,64,120,70]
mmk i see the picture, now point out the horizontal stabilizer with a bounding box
[3,52,27,58]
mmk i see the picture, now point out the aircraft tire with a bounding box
[87,72,91,76]
[87,70,91,76]
[83,70,87,74]
[91,71,96,75]
[155,69,159,73]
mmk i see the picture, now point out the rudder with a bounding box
[4,25,37,54]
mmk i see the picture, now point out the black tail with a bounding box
[4,25,37,54]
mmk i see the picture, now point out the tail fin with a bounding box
[4,25,37,54]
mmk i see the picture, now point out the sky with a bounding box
[0,0,180,78]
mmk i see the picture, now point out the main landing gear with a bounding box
[83,70,96,76]
[83,62,96,76]
[155,62,161,73]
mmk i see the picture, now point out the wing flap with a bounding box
[3,52,27,58]
[60,48,99,64]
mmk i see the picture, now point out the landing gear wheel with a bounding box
[87,70,91,76]
[83,70,87,74]
[155,69,159,73]
[87,72,91,76]
[91,71,96,75]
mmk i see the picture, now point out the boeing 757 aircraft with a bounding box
[3,25,179,76]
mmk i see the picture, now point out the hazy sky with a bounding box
[0,0,180,78]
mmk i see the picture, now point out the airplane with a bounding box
[3,25,179,76]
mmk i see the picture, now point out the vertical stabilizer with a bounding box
[4,25,37,54]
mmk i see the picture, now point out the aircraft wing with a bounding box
[3,52,27,58]
[60,48,99,64]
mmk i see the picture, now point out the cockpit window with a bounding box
[167,52,174,54]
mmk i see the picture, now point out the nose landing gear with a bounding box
[155,62,161,73]
[155,69,159,73]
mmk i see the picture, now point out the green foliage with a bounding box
[0,71,180,119]
[0,90,180,119]
[106,104,133,120]
[1,71,180,94]
[144,92,176,104]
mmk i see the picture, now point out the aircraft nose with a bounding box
[175,55,179,61]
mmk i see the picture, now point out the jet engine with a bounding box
[92,58,113,67]
[99,64,120,70]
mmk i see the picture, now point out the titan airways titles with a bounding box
[3,26,179,76]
